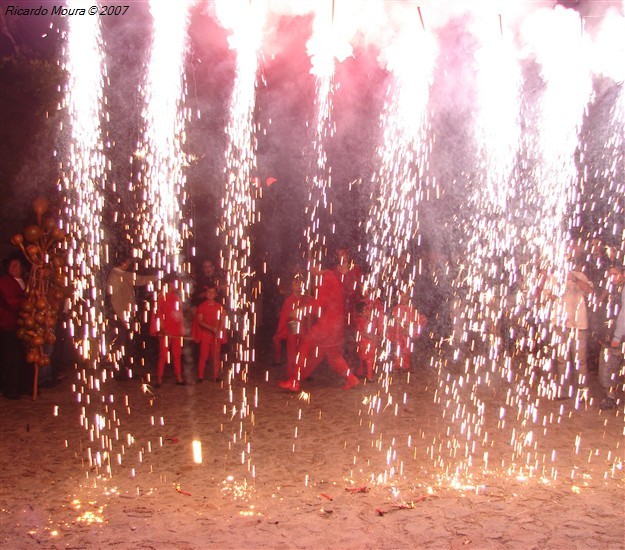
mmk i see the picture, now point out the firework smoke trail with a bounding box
[362,10,438,483]
[215,0,265,481]
[136,0,191,276]
[365,16,437,308]
[58,3,111,473]
[585,6,625,250]
[600,87,625,245]
[444,13,524,480]
[519,6,594,401]
[302,2,349,273]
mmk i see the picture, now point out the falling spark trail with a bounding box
[362,13,438,483]
[520,7,594,403]
[447,13,523,475]
[58,1,110,474]
[584,85,625,246]
[302,2,351,272]
[215,0,265,482]
[303,72,334,274]
[59,3,107,361]
[365,20,438,308]
[136,0,191,276]
[523,7,593,270]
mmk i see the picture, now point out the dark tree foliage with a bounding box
[0,55,64,258]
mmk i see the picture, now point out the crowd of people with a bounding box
[102,247,428,392]
[105,254,227,386]
[0,237,623,410]
[272,248,429,392]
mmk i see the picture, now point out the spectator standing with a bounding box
[150,276,186,387]
[545,248,593,400]
[0,257,27,399]
[106,253,158,380]
[598,265,625,410]
[193,286,227,382]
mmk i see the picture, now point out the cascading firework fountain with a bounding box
[520,6,595,403]
[136,0,191,277]
[364,13,437,312]
[214,0,266,482]
[302,3,344,273]
[443,12,524,480]
[361,6,439,483]
[51,1,624,494]
[58,1,112,474]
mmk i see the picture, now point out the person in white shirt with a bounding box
[106,254,157,380]
[546,247,593,400]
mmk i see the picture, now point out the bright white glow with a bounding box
[193,440,203,464]
[136,0,190,275]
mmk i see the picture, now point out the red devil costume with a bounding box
[279,270,359,391]
[273,290,312,379]
[334,253,364,365]
[192,294,227,381]
[150,286,185,385]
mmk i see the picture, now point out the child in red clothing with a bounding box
[354,296,384,381]
[273,277,311,379]
[388,291,427,371]
[192,286,227,382]
[150,278,185,386]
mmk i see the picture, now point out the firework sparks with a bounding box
[58,0,113,475]
[49,1,624,505]
[215,0,266,482]
[365,8,438,306]
[136,0,191,276]
[301,2,348,280]
[58,3,107,360]
[358,3,439,483]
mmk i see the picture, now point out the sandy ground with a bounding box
[1,344,623,550]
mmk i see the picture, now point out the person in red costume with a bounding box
[278,259,359,392]
[334,248,363,323]
[272,276,311,379]
[193,286,227,383]
[388,290,427,371]
[334,247,364,365]
[150,276,185,387]
[354,291,384,381]
[0,257,27,399]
